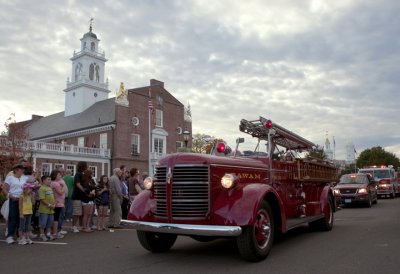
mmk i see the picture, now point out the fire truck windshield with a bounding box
[359,169,390,179]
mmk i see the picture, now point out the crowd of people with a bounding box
[0,159,147,245]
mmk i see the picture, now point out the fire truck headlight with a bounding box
[143,177,154,190]
[221,174,236,189]
[358,188,367,194]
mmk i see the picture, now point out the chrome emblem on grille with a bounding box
[166,167,172,184]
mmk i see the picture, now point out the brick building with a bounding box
[4,26,192,179]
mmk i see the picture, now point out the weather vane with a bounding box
[89,18,94,32]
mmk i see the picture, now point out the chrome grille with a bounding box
[172,165,209,220]
[153,165,210,220]
[339,188,357,194]
[154,166,167,218]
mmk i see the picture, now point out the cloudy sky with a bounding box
[1,0,399,160]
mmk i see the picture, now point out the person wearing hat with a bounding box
[2,164,28,244]
[18,182,35,245]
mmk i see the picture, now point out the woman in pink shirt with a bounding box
[50,170,66,239]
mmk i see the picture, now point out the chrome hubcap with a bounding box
[255,209,271,249]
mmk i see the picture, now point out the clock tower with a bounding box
[64,21,110,116]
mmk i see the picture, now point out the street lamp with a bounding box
[183,128,190,148]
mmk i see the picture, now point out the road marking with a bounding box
[0,239,68,245]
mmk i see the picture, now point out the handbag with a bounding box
[1,199,9,220]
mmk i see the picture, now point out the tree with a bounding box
[191,134,214,154]
[305,145,327,160]
[191,134,225,154]
[0,113,30,179]
[356,146,400,168]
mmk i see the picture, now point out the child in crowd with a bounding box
[38,175,55,241]
[18,182,35,245]
[95,175,110,230]
[50,170,66,239]
[31,173,42,234]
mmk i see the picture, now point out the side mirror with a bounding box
[236,137,245,144]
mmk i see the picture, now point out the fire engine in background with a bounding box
[124,117,338,262]
[358,166,400,198]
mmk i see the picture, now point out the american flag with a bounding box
[148,99,154,113]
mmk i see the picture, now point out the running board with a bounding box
[286,214,325,230]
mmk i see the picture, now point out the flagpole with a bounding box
[148,88,152,176]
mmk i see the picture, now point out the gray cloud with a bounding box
[1,0,400,159]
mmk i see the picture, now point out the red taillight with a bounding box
[216,142,226,153]
[265,120,273,129]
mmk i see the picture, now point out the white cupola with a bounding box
[64,20,110,116]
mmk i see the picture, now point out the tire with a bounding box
[366,194,372,208]
[137,231,177,253]
[309,196,334,231]
[236,201,275,262]
[390,187,395,199]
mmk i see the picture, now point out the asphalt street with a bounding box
[1,198,399,274]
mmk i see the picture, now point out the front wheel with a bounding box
[137,231,177,253]
[236,201,275,262]
[390,187,395,199]
[366,194,372,208]
[309,195,334,231]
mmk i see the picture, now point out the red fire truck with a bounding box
[125,117,338,261]
[358,166,400,198]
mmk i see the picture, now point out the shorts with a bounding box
[72,200,82,216]
[54,207,63,222]
[39,213,54,229]
[19,215,32,232]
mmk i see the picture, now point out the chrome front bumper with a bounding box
[120,220,242,237]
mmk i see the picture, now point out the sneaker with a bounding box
[72,226,79,233]
[18,239,27,245]
[30,233,38,239]
[27,239,34,245]
[40,234,48,242]
[59,230,68,235]
[56,232,64,239]
[4,228,8,237]
[46,234,55,241]
[6,237,15,244]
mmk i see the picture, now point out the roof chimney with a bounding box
[31,115,43,121]
[150,79,164,87]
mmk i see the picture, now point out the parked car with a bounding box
[334,173,378,207]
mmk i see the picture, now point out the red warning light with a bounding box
[216,142,226,153]
[265,120,273,129]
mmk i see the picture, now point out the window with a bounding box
[176,141,183,151]
[156,109,163,127]
[89,166,97,180]
[66,164,76,176]
[42,163,52,176]
[154,138,164,155]
[91,42,95,51]
[100,133,107,149]
[89,63,95,80]
[54,163,64,171]
[78,137,84,147]
[131,134,140,155]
